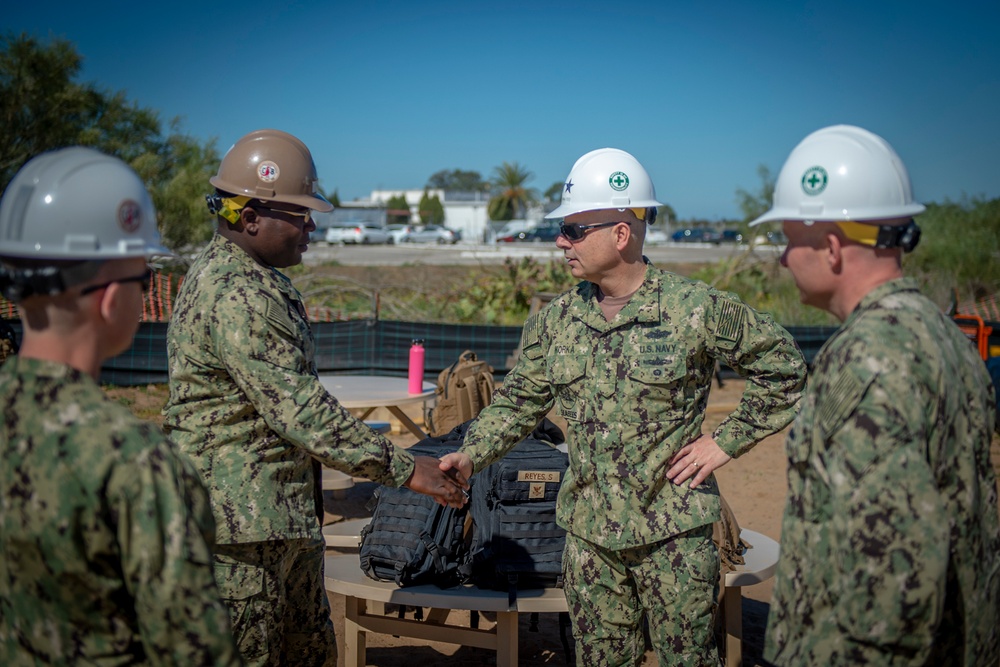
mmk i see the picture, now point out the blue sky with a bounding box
[5,1,999,220]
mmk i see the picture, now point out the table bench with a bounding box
[324,528,779,666]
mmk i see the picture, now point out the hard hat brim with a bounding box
[750,202,926,227]
[545,198,664,220]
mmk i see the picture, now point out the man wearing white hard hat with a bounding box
[754,125,1000,666]
[441,148,806,666]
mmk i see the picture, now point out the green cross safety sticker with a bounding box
[801,166,828,195]
[609,171,629,191]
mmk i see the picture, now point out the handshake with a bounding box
[403,453,473,508]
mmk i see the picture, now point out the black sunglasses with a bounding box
[253,205,313,224]
[558,220,629,241]
[81,269,153,295]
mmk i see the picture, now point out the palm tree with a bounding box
[487,161,537,221]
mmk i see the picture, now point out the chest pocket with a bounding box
[547,355,588,422]
[621,354,691,423]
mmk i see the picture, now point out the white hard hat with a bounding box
[545,148,663,219]
[0,146,171,260]
[750,125,926,227]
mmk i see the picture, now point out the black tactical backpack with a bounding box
[358,425,472,588]
[462,419,568,602]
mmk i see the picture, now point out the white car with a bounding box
[324,223,394,245]
[402,225,458,244]
[387,224,416,244]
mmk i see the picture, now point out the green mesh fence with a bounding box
[12,318,990,388]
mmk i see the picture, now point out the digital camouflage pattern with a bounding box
[213,538,335,667]
[564,526,720,667]
[766,278,1000,666]
[163,234,415,664]
[461,263,806,548]
[460,262,806,663]
[0,356,240,666]
[163,234,415,545]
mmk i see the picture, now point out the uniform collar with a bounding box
[570,261,662,331]
[211,234,300,301]
[845,277,921,326]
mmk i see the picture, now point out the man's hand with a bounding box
[405,456,470,508]
[665,434,732,488]
[438,452,473,485]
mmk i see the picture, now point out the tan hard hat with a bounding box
[210,129,333,211]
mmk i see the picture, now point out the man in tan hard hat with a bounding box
[163,129,468,666]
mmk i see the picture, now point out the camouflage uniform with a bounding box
[163,235,415,666]
[0,356,240,666]
[460,263,806,666]
[765,278,1000,666]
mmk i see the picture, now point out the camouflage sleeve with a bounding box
[708,295,807,458]
[461,312,556,472]
[111,438,242,666]
[215,289,414,486]
[808,364,949,659]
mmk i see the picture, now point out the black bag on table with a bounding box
[462,419,568,602]
[358,425,472,588]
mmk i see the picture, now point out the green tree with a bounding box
[385,194,411,225]
[426,168,487,192]
[131,126,219,251]
[327,189,341,208]
[544,180,564,203]
[0,32,220,255]
[735,164,775,226]
[656,203,678,226]
[487,161,537,221]
[1,32,161,187]
[904,196,1000,307]
[418,190,445,225]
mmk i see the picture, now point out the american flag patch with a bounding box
[716,300,744,343]
[521,313,540,348]
[819,369,867,435]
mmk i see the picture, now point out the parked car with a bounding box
[324,223,393,245]
[753,230,787,246]
[498,225,561,243]
[387,224,416,244]
[403,225,459,244]
[720,229,744,244]
[645,227,669,245]
[671,228,722,244]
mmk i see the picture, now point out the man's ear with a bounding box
[97,281,124,323]
[826,231,844,273]
[615,221,633,250]
[240,206,259,234]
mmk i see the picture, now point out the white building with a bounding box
[334,189,547,243]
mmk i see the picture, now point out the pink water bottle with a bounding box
[408,339,425,394]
